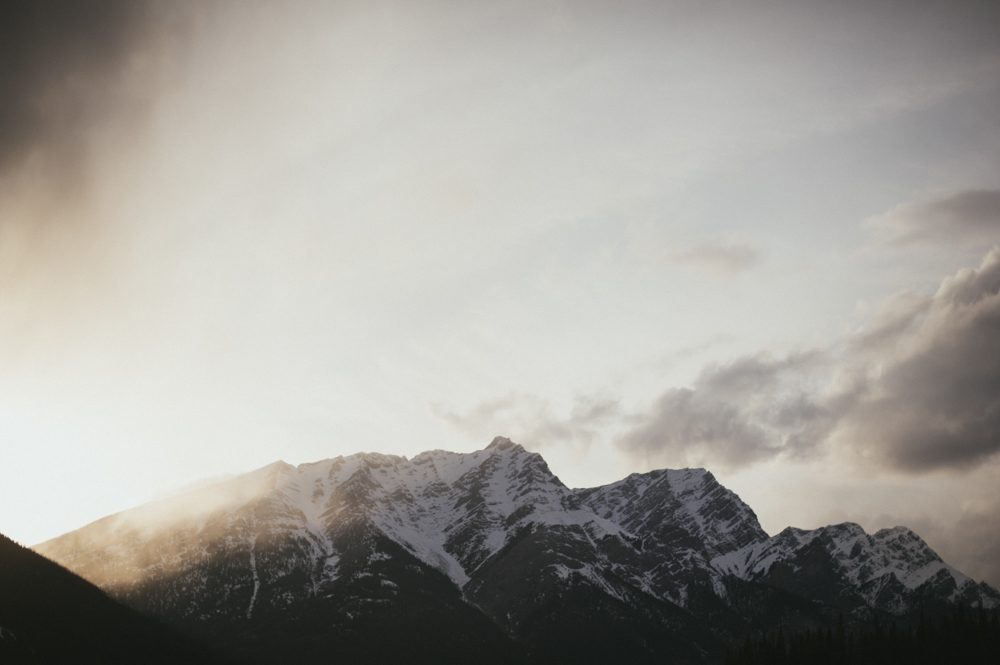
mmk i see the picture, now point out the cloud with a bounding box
[668,238,760,276]
[434,393,621,452]
[618,247,1000,474]
[617,352,837,470]
[867,189,1000,248]
[0,1,194,196]
[0,1,205,355]
[839,248,1000,471]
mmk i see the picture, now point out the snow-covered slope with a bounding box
[714,522,999,613]
[38,439,630,616]
[578,468,767,557]
[573,467,769,605]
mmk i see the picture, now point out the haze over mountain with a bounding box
[0,531,233,665]
[36,438,999,664]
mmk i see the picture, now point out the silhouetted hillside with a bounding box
[0,532,236,664]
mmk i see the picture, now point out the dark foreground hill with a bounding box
[728,607,1000,665]
[0,532,235,665]
[35,438,1000,664]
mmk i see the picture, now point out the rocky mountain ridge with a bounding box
[35,437,1000,664]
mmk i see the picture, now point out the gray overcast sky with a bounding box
[1,0,999,586]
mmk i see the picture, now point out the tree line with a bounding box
[726,606,1000,665]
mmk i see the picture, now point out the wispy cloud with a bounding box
[668,238,760,276]
[433,393,621,452]
[867,189,1000,249]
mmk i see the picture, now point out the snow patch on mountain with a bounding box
[577,467,768,557]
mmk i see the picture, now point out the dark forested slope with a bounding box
[0,532,235,665]
[726,608,1000,665]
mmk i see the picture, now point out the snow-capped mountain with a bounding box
[714,522,998,616]
[35,438,999,665]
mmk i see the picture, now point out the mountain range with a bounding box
[34,437,1000,664]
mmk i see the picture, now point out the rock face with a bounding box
[35,438,1000,665]
[713,522,999,618]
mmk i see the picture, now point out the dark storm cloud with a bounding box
[618,247,1000,474]
[617,352,838,469]
[869,190,1000,248]
[842,249,1000,471]
[0,0,194,189]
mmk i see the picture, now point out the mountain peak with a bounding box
[486,435,517,450]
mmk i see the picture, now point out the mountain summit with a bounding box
[36,438,999,664]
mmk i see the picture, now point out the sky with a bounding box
[1,0,999,587]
